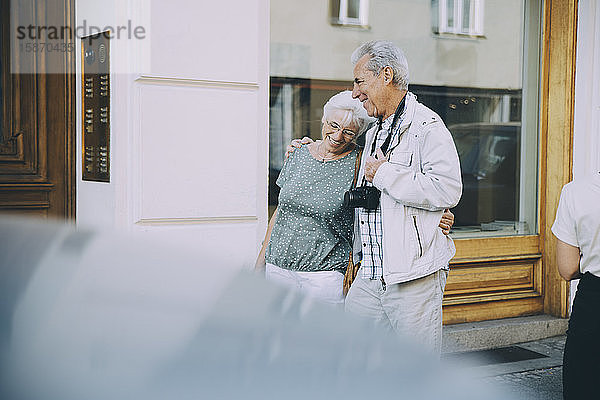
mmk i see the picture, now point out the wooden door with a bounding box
[0,0,75,219]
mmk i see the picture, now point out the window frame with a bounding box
[435,0,484,37]
[330,0,370,27]
[446,0,576,321]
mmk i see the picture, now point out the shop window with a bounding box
[330,0,369,27]
[432,0,484,36]
[269,81,529,236]
[271,0,540,238]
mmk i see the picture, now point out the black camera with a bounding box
[343,186,381,210]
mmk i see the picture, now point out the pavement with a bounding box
[487,366,563,400]
[444,335,566,400]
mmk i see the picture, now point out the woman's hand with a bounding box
[439,209,454,235]
[285,137,314,158]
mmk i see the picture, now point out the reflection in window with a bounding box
[269,82,523,231]
[446,0,455,29]
[347,0,360,19]
[433,0,484,36]
[330,0,369,27]
[271,0,540,237]
[462,0,471,31]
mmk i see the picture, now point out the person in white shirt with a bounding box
[551,171,600,400]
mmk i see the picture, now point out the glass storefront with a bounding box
[270,0,541,238]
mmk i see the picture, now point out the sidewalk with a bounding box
[444,335,566,400]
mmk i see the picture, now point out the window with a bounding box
[271,0,539,238]
[330,0,369,27]
[432,0,484,36]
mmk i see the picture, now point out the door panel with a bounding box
[0,0,75,218]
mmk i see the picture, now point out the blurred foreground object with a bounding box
[0,218,512,400]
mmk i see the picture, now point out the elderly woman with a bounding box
[256,91,453,305]
[255,91,370,305]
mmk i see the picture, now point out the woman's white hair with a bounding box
[322,90,375,136]
[351,40,409,90]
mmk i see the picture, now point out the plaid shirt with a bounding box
[357,111,405,279]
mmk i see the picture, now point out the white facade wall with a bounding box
[574,0,600,179]
[569,0,600,307]
[76,0,270,269]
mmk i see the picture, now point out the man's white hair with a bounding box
[322,91,375,136]
[351,40,409,90]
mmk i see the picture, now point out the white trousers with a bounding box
[345,269,448,353]
[265,263,345,305]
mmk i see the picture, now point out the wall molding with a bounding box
[135,75,259,90]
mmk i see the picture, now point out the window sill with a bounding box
[329,19,370,30]
[433,32,486,40]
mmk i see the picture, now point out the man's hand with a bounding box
[285,137,313,158]
[439,209,454,235]
[364,148,387,182]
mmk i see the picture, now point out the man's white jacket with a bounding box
[352,92,463,285]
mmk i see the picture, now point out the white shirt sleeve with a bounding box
[551,184,578,247]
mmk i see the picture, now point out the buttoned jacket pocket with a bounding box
[388,151,413,167]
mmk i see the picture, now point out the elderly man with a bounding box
[345,40,462,352]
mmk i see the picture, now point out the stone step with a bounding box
[442,314,568,353]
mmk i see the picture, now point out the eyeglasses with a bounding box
[326,120,357,138]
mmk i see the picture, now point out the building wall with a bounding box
[270,0,522,88]
[569,0,600,307]
[574,0,600,179]
[75,0,270,269]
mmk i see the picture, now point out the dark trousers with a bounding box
[563,272,600,400]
